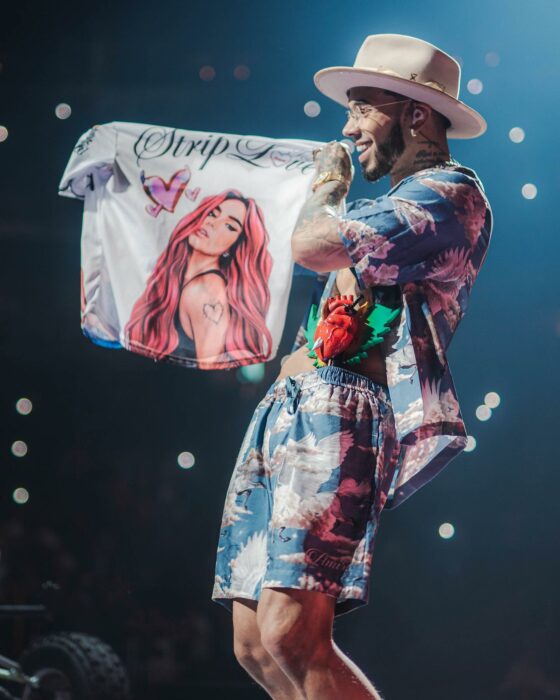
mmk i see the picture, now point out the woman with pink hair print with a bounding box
[125,190,273,369]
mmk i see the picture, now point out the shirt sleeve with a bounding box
[338,171,488,287]
[58,123,117,200]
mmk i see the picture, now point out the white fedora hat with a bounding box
[314,34,486,139]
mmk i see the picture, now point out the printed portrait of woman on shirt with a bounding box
[125,189,273,369]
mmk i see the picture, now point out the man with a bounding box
[212,34,493,699]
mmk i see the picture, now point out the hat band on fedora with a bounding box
[366,66,448,95]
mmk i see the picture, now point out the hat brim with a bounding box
[314,66,487,140]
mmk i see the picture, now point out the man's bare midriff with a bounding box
[275,268,389,385]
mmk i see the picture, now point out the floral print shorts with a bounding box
[212,364,398,616]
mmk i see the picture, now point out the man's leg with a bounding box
[232,598,304,700]
[258,588,384,700]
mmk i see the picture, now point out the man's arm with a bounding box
[293,143,489,289]
[291,181,354,273]
[291,142,354,273]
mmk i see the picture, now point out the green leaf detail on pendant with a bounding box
[304,299,401,367]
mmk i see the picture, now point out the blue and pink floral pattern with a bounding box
[293,165,492,509]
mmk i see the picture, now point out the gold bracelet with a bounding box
[311,171,350,193]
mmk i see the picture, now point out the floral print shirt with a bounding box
[291,164,493,509]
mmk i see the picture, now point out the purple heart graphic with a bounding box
[185,187,201,201]
[141,167,192,217]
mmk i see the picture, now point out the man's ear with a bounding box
[411,102,427,127]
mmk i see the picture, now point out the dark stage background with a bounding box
[1,1,559,698]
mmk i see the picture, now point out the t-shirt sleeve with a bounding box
[58,123,117,200]
[338,171,488,287]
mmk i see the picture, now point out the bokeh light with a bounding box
[485,51,500,67]
[13,488,30,505]
[341,138,355,154]
[509,127,525,143]
[467,79,483,95]
[199,66,216,81]
[177,451,195,469]
[233,65,250,81]
[237,363,265,383]
[55,103,72,119]
[15,398,33,415]
[303,100,321,118]
[0,126,8,142]
[475,405,492,421]
[11,440,28,457]
[464,435,477,452]
[484,391,501,408]
[521,183,537,200]
[439,523,455,539]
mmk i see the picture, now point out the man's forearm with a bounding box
[291,181,353,273]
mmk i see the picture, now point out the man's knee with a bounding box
[233,600,269,673]
[233,630,269,672]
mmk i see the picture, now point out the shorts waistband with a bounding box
[269,365,389,401]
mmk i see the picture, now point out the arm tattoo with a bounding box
[202,301,224,324]
[291,180,349,268]
[293,179,346,240]
[290,141,354,270]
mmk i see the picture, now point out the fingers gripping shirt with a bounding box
[292,165,493,509]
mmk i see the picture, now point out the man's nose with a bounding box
[342,118,360,140]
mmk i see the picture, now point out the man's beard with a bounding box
[362,120,405,183]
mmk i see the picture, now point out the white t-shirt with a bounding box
[59,121,323,369]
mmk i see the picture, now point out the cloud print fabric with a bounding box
[59,122,322,369]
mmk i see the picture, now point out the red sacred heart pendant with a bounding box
[312,294,364,363]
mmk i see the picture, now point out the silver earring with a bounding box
[221,251,230,259]
[410,128,417,138]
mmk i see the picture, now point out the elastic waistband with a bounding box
[269,365,389,400]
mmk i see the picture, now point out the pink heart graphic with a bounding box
[185,187,200,201]
[270,150,291,167]
[141,167,192,217]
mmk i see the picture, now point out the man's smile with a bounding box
[356,140,374,163]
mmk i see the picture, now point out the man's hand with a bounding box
[312,141,354,194]
[291,141,355,273]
